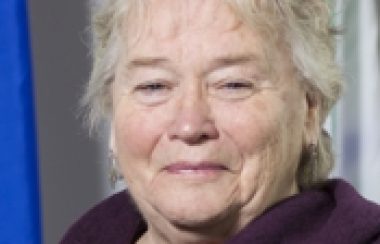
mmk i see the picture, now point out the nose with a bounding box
[167,87,219,145]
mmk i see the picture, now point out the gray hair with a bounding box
[82,0,343,189]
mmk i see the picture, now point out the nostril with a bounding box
[186,133,210,145]
[186,131,218,145]
[168,125,219,145]
[199,133,210,141]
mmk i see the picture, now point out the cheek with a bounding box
[114,104,169,163]
[217,98,282,154]
[217,94,304,173]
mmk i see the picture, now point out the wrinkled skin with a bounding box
[110,0,319,243]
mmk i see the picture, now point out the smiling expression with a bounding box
[110,0,316,240]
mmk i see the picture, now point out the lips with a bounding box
[164,162,228,174]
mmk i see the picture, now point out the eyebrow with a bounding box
[126,54,262,74]
[205,54,261,74]
[128,57,169,67]
[126,57,172,73]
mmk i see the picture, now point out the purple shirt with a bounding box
[61,179,380,243]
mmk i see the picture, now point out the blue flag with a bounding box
[0,0,42,243]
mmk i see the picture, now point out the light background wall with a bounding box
[330,0,380,203]
[28,1,379,244]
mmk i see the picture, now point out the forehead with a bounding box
[122,0,264,56]
[124,0,241,39]
[116,0,293,79]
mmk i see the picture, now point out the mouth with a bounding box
[163,161,228,175]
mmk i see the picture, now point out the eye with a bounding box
[132,79,174,105]
[210,79,256,100]
[219,80,254,90]
[135,81,170,93]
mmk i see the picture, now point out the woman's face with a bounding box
[112,0,317,234]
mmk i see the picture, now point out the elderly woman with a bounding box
[61,0,380,243]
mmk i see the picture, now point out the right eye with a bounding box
[132,80,173,105]
[135,81,169,92]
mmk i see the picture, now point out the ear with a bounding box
[303,89,321,146]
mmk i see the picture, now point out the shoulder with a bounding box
[319,179,380,243]
[327,179,380,215]
[228,179,380,244]
[60,191,146,244]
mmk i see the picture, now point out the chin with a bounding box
[157,198,240,232]
[145,177,240,230]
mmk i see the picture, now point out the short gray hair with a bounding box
[82,0,343,189]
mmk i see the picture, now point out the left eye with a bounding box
[220,81,254,89]
[208,79,255,100]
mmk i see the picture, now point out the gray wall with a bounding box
[29,1,109,243]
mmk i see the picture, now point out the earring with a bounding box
[308,143,318,180]
[309,144,318,159]
[108,151,123,189]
